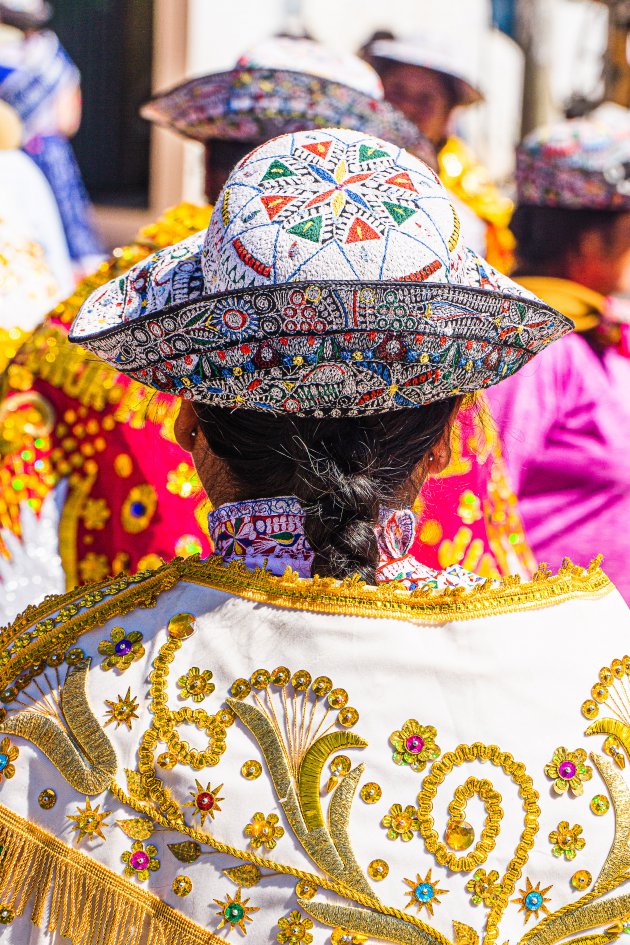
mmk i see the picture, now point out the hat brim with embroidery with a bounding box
[70,128,571,417]
[367,37,483,108]
[517,105,630,210]
[0,0,52,29]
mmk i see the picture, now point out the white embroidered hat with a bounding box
[368,35,484,107]
[140,36,421,150]
[70,128,570,416]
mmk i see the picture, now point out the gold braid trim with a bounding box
[180,554,612,624]
[0,802,224,945]
[0,555,613,689]
[0,558,188,688]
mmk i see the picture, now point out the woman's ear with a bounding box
[174,401,199,454]
[425,429,453,476]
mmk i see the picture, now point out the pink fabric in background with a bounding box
[487,332,630,601]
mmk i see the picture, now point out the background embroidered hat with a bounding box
[517,104,630,210]
[366,35,484,107]
[70,128,571,416]
[140,36,421,150]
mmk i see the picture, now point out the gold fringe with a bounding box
[0,802,224,945]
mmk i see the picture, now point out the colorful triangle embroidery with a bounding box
[260,160,295,183]
[260,194,298,220]
[382,201,416,225]
[302,140,332,159]
[358,144,390,163]
[287,216,323,243]
[385,172,416,192]
[346,217,381,243]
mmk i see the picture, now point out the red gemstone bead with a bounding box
[196,792,215,811]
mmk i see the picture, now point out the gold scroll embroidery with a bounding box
[0,658,117,794]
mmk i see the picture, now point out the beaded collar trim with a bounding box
[207,496,486,592]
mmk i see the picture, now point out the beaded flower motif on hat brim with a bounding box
[72,280,570,416]
[140,68,421,149]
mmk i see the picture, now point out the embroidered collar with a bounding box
[208,496,486,592]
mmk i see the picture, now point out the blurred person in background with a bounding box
[0,36,431,623]
[0,99,72,325]
[488,106,630,602]
[364,30,515,273]
[0,0,104,275]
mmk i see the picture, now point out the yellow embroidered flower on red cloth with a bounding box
[245,811,284,850]
[466,868,502,906]
[381,803,420,841]
[79,553,110,583]
[549,821,586,860]
[544,747,592,796]
[177,666,215,703]
[81,498,111,530]
[277,910,313,945]
[122,841,160,881]
[98,627,145,672]
[0,737,18,782]
[390,720,440,772]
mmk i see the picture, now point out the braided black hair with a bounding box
[195,400,459,583]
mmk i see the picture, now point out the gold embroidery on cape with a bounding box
[0,803,224,945]
[0,657,117,794]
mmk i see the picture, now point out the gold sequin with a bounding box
[591,794,610,815]
[296,879,318,900]
[38,789,57,810]
[445,820,475,851]
[241,760,262,780]
[172,875,192,897]
[571,870,592,891]
[367,859,389,880]
[512,877,552,923]
[0,905,14,924]
[104,688,140,730]
[403,869,448,916]
[244,811,284,850]
[67,797,111,842]
[157,752,177,770]
[359,782,381,804]
[167,612,196,640]
[338,707,359,727]
[329,755,351,777]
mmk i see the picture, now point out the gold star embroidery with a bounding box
[214,888,259,935]
[67,797,111,842]
[104,688,140,730]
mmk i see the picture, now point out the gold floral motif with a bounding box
[544,747,593,796]
[104,688,140,730]
[245,812,284,850]
[277,909,313,944]
[466,868,502,906]
[184,781,224,827]
[403,870,448,916]
[512,877,552,923]
[215,889,259,935]
[81,498,111,530]
[381,803,419,841]
[121,840,160,881]
[177,666,215,703]
[67,797,111,842]
[390,719,440,772]
[78,553,110,583]
[549,822,586,860]
[0,736,18,781]
[98,626,144,672]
